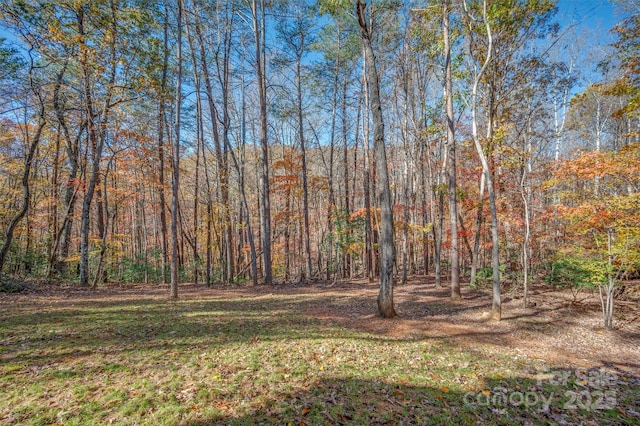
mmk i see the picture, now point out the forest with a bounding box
[0,0,639,316]
[1,0,638,320]
[0,0,639,424]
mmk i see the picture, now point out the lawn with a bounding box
[1,278,638,425]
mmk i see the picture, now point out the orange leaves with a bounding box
[551,145,640,275]
[555,151,608,180]
[553,143,640,184]
[272,174,301,194]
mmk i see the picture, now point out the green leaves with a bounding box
[318,0,354,17]
[547,254,609,289]
[0,37,23,81]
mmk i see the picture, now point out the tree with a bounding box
[157,0,170,284]
[76,1,119,288]
[357,0,396,318]
[275,2,316,282]
[463,0,500,319]
[609,0,639,121]
[251,0,273,285]
[170,0,183,299]
[550,144,640,328]
[443,0,460,299]
[0,50,45,274]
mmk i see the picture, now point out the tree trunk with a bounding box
[342,75,351,279]
[192,0,232,284]
[92,153,117,288]
[49,60,82,278]
[220,5,236,282]
[157,0,170,285]
[444,0,460,298]
[362,65,374,282]
[466,0,500,320]
[170,0,183,299]
[0,96,45,273]
[357,0,396,318]
[78,5,117,288]
[296,49,313,282]
[470,173,485,286]
[252,0,272,285]
[326,28,341,282]
[234,39,258,286]
[434,153,446,288]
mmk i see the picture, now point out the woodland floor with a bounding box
[0,275,639,425]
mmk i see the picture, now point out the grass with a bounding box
[0,285,638,425]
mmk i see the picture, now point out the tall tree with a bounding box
[77,1,119,287]
[0,50,45,274]
[276,2,315,281]
[252,0,273,285]
[464,0,500,319]
[357,0,396,318]
[443,0,460,298]
[157,0,170,284]
[170,0,183,299]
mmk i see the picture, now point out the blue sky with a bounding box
[557,0,626,43]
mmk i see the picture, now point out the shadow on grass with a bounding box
[0,282,619,368]
[1,284,639,426]
[185,371,639,426]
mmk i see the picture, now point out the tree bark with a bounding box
[157,0,170,285]
[78,4,117,288]
[170,0,183,299]
[295,41,313,282]
[444,0,460,298]
[252,0,272,285]
[357,0,396,318]
[465,0,500,319]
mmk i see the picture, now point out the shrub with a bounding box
[546,256,608,290]
[0,274,28,293]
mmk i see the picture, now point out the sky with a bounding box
[556,0,626,44]
[0,1,627,50]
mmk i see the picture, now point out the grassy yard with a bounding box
[1,281,638,425]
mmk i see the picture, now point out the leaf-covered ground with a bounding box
[1,277,638,425]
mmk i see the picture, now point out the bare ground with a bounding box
[247,276,640,376]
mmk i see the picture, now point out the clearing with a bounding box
[0,276,638,425]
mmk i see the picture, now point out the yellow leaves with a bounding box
[47,22,65,44]
[403,221,434,235]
